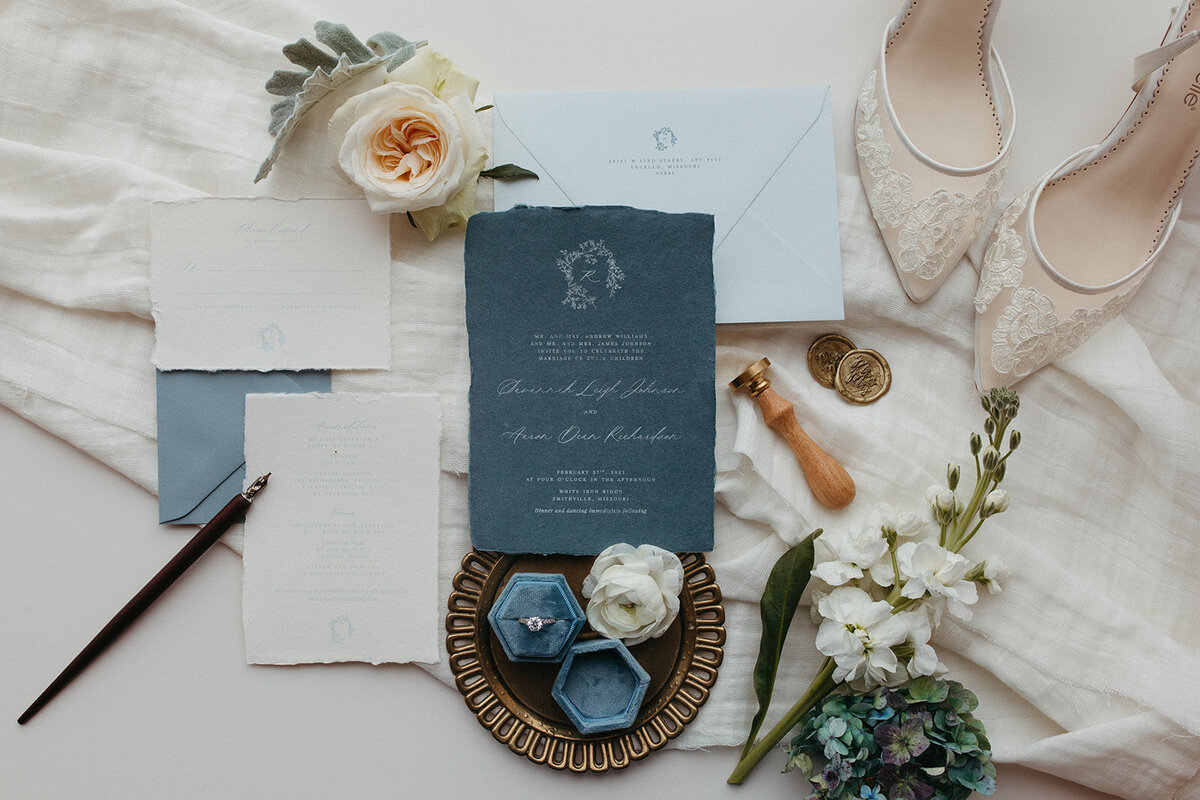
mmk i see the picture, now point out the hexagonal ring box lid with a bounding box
[551,638,651,735]
[487,573,586,662]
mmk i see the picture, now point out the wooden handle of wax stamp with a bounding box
[754,387,856,509]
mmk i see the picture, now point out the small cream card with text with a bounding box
[151,197,391,371]
[242,392,440,665]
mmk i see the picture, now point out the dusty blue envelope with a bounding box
[492,87,844,324]
[156,369,330,524]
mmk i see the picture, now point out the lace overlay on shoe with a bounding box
[989,285,1137,379]
[974,188,1033,313]
[857,70,1008,281]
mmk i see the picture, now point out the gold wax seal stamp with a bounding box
[834,349,892,405]
[807,334,857,389]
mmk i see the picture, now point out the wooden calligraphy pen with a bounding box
[730,358,855,509]
[17,473,271,725]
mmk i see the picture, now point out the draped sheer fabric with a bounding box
[1,2,1198,797]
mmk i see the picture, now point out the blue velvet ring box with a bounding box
[551,638,651,735]
[487,573,585,663]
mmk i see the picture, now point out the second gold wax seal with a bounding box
[834,349,891,405]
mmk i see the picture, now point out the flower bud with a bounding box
[925,485,956,524]
[994,461,1007,482]
[969,432,982,456]
[1009,430,1021,451]
[981,489,1010,518]
[984,417,995,435]
[981,446,1000,472]
[967,558,1006,595]
[926,485,954,513]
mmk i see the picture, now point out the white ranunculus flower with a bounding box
[814,586,910,689]
[896,540,979,621]
[582,543,684,646]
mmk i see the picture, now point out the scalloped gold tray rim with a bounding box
[446,550,726,773]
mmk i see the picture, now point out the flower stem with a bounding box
[728,658,837,785]
[955,518,988,551]
[946,469,990,551]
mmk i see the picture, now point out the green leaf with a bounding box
[739,530,821,760]
[907,675,950,704]
[479,163,539,181]
[474,104,494,113]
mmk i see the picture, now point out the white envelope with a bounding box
[493,88,844,324]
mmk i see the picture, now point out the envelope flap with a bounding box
[157,370,330,524]
[492,87,830,244]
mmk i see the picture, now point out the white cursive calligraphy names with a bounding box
[496,377,683,400]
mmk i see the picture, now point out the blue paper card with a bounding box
[156,369,330,524]
[465,206,715,554]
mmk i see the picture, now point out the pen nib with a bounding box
[244,473,271,499]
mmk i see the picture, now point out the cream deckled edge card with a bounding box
[151,197,391,371]
[242,392,440,665]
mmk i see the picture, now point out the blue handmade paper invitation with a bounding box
[465,206,715,554]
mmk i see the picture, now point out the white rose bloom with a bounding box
[815,586,910,689]
[897,540,979,621]
[582,543,684,646]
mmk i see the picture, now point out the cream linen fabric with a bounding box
[2,2,1199,797]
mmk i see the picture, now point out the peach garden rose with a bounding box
[328,49,487,239]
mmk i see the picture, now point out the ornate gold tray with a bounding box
[446,550,725,773]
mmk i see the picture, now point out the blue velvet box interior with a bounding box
[552,638,651,735]
[486,573,585,663]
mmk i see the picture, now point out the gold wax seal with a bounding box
[807,334,857,389]
[834,349,891,405]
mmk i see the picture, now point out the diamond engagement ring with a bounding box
[514,616,558,632]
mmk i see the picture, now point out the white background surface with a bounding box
[1,0,1170,796]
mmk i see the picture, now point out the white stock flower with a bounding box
[893,508,931,540]
[815,586,910,688]
[897,608,944,678]
[811,523,892,588]
[897,541,979,621]
[975,557,1007,595]
[582,543,684,646]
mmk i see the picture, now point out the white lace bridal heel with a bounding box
[974,3,1200,391]
[856,0,1015,303]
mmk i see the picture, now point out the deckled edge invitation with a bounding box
[242,392,440,665]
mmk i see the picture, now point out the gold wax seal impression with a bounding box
[807,334,857,389]
[834,349,891,405]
